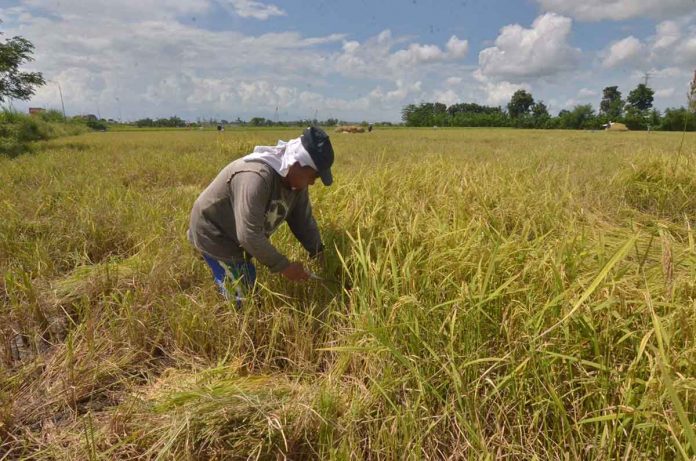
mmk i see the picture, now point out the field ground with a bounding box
[1,127,695,459]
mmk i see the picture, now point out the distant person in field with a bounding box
[187,126,334,304]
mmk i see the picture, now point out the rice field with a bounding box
[1,127,695,459]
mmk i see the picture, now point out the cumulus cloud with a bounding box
[21,0,210,20]
[335,30,469,79]
[659,20,696,65]
[600,18,696,71]
[0,2,352,118]
[221,0,285,20]
[578,88,598,97]
[478,13,581,81]
[3,0,691,121]
[430,89,460,106]
[655,88,675,98]
[653,21,681,49]
[388,35,468,66]
[390,44,446,67]
[2,5,441,120]
[601,36,644,68]
[535,0,695,21]
[446,36,469,58]
[473,71,531,106]
[369,80,423,105]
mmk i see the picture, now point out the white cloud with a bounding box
[674,34,696,65]
[578,88,598,97]
[653,21,681,49]
[4,0,692,121]
[643,67,684,78]
[535,0,695,21]
[1,7,351,119]
[600,18,696,72]
[563,98,580,108]
[648,19,696,67]
[334,30,400,77]
[389,34,468,66]
[390,43,446,67]
[446,36,469,58]
[21,0,210,20]
[655,88,675,98]
[431,89,460,106]
[221,0,286,20]
[369,80,423,105]
[478,13,581,81]
[473,71,531,106]
[335,30,469,79]
[601,36,644,68]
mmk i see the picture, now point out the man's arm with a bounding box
[286,189,324,257]
[230,172,290,273]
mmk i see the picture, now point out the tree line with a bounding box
[402,81,696,131]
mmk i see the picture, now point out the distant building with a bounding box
[28,107,45,116]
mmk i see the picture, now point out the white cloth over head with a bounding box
[242,137,317,177]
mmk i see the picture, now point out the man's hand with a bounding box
[281,262,310,282]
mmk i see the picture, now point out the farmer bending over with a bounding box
[187,127,334,304]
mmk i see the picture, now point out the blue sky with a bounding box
[1,0,694,122]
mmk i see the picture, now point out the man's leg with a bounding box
[224,260,257,306]
[201,254,256,306]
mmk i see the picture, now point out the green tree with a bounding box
[557,104,597,129]
[661,107,696,131]
[599,86,623,119]
[249,117,267,126]
[135,118,154,127]
[626,83,654,112]
[623,107,648,130]
[401,104,416,125]
[507,89,534,118]
[530,101,549,127]
[0,28,45,102]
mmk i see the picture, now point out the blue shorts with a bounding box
[201,253,257,306]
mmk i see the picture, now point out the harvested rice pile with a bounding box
[335,125,365,133]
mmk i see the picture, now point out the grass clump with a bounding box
[622,156,696,220]
[0,109,90,157]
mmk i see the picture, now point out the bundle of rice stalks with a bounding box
[2,254,145,368]
[127,367,333,459]
[606,121,629,131]
[335,125,365,134]
[50,254,143,306]
[621,158,696,220]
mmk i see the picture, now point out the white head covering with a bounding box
[242,136,317,177]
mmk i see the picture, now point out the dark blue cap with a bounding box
[301,126,334,186]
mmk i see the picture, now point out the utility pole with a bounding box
[115,96,122,122]
[642,71,651,87]
[56,81,66,121]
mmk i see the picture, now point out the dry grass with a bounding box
[1,127,695,459]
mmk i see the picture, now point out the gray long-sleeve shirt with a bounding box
[187,158,323,272]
